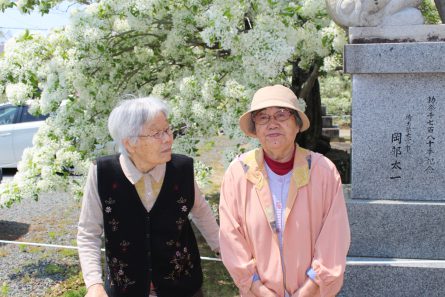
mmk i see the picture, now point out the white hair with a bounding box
[108,96,169,155]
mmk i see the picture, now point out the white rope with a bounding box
[0,239,222,261]
[200,256,222,262]
[1,240,443,266]
[0,240,82,250]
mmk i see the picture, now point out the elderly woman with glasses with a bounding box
[219,85,350,297]
[77,97,220,297]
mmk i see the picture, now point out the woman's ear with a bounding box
[123,138,135,155]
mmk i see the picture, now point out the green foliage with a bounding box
[320,72,351,117]
[0,1,15,12]
[0,0,70,14]
[420,0,442,24]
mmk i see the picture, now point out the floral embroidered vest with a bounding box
[97,154,203,297]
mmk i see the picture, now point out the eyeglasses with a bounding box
[137,126,173,140]
[252,108,293,125]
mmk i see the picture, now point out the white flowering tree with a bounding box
[0,0,347,206]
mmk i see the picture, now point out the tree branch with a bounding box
[298,64,319,101]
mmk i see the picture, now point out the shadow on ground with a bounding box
[8,259,79,282]
[0,220,30,244]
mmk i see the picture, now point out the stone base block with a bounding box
[348,25,445,44]
[339,258,445,297]
[346,198,445,259]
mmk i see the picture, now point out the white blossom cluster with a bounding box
[299,0,325,19]
[0,0,343,206]
[5,82,32,104]
[237,13,296,80]
[199,0,247,49]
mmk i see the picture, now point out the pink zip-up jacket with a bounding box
[219,147,350,297]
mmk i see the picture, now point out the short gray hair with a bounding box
[108,96,169,155]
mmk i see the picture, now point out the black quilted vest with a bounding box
[97,154,203,297]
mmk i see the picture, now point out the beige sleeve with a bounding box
[189,181,220,252]
[77,163,104,289]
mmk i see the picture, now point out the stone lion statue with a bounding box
[325,0,424,27]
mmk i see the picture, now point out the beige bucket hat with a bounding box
[239,84,310,138]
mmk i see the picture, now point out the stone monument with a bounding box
[325,0,424,27]
[325,1,445,296]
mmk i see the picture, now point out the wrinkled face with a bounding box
[253,107,300,159]
[124,112,173,171]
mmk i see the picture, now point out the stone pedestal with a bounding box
[342,25,445,296]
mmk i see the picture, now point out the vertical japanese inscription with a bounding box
[425,96,437,174]
[390,132,402,179]
[405,114,412,154]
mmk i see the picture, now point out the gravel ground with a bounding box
[0,191,82,297]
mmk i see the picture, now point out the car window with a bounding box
[20,106,48,123]
[0,106,18,125]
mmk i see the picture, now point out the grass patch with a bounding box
[1,282,9,297]
[18,244,27,253]
[196,236,238,296]
[60,288,87,297]
[22,274,32,284]
[48,231,57,241]
[17,244,42,254]
[201,260,238,296]
[44,263,65,275]
[0,249,9,257]
[58,249,78,258]
[46,272,86,297]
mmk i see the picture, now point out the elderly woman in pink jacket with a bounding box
[219,85,350,297]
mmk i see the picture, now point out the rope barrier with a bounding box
[1,240,444,266]
[0,239,222,261]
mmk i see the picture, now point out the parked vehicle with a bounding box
[0,103,48,180]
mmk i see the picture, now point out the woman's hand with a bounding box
[85,284,108,297]
[291,279,320,297]
[250,281,277,297]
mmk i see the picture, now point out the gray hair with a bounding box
[108,96,169,155]
[248,109,303,135]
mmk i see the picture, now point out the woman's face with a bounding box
[124,112,173,172]
[253,107,300,161]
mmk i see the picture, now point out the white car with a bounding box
[0,103,47,179]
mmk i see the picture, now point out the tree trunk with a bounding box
[291,62,331,154]
[435,0,445,23]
